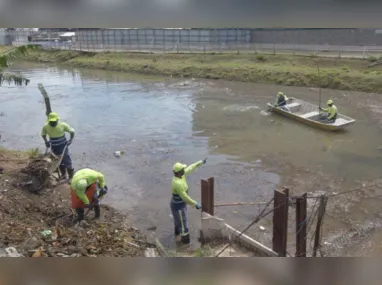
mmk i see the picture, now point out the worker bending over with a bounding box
[274,92,288,107]
[41,112,75,180]
[319,100,338,123]
[71,168,108,222]
[171,158,207,244]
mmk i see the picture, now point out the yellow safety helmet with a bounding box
[327,100,333,105]
[277,92,284,96]
[47,112,60,122]
[173,162,186,173]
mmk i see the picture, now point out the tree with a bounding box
[0,44,40,86]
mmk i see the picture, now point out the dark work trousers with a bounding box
[170,200,189,243]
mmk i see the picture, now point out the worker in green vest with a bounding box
[319,99,338,123]
[41,112,75,180]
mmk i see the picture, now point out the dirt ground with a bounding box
[0,148,150,257]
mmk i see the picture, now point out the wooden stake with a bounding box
[313,195,328,257]
[295,193,307,257]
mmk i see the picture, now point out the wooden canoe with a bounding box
[267,97,355,131]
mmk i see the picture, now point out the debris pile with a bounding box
[15,155,53,193]
[0,149,149,257]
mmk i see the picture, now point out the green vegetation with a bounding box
[0,45,40,86]
[26,148,40,159]
[192,245,214,257]
[5,46,382,93]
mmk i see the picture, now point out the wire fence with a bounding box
[3,29,382,59]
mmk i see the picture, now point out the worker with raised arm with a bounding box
[274,91,288,107]
[41,112,75,180]
[171,158,207,244]
[70,168,109,222]
[319,99,338,123]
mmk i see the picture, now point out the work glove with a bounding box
[99,186,108,197]
[86,203,94,210]
[195,202,201,210]
[202,158,207,164]
[67,140,73,146]
[45,141,50,148]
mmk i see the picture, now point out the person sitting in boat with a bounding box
[274,92,290,111]
[319,99,338,123]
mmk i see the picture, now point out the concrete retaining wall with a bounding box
[200,212,278,257]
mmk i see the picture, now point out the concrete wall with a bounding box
[251,28,382,46]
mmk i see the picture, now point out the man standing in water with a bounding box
[171,158,207,244]
[41,112,75,180]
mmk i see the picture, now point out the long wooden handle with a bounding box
[38,83,52,117]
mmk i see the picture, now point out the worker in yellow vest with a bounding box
[41,112,75,180]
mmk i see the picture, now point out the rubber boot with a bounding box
[73,208,84,224]
[180,233,190,244]
[59,165,67,180]
[93,205,101,220]
[67,168,74,179]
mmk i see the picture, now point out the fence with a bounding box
[3,29,382,58]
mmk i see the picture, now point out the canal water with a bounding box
[1,62,382,254]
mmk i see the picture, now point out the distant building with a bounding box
[59,32,75,42]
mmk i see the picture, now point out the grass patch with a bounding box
[11,47,382,93]
[0,147,29,159]
[26,148,40,159]
[192,246,214,257]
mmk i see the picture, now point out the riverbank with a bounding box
[0,147,150,257]
[5,47,382,93]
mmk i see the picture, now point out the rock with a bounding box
[22,237,41,252]
[78,220,90,228]
[259,226,266,231]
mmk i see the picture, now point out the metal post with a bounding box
[272,188,289,256]
[295,193,307,257]
[313,195,328,257]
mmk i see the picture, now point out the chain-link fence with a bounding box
[3,28,382,59]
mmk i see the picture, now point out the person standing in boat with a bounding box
[274,92,290,111]
[319,99,338,123]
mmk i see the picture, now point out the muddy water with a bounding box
[1,62,382,254]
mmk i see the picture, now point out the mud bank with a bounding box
[0,148,150,257]
[9,47,382,94]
